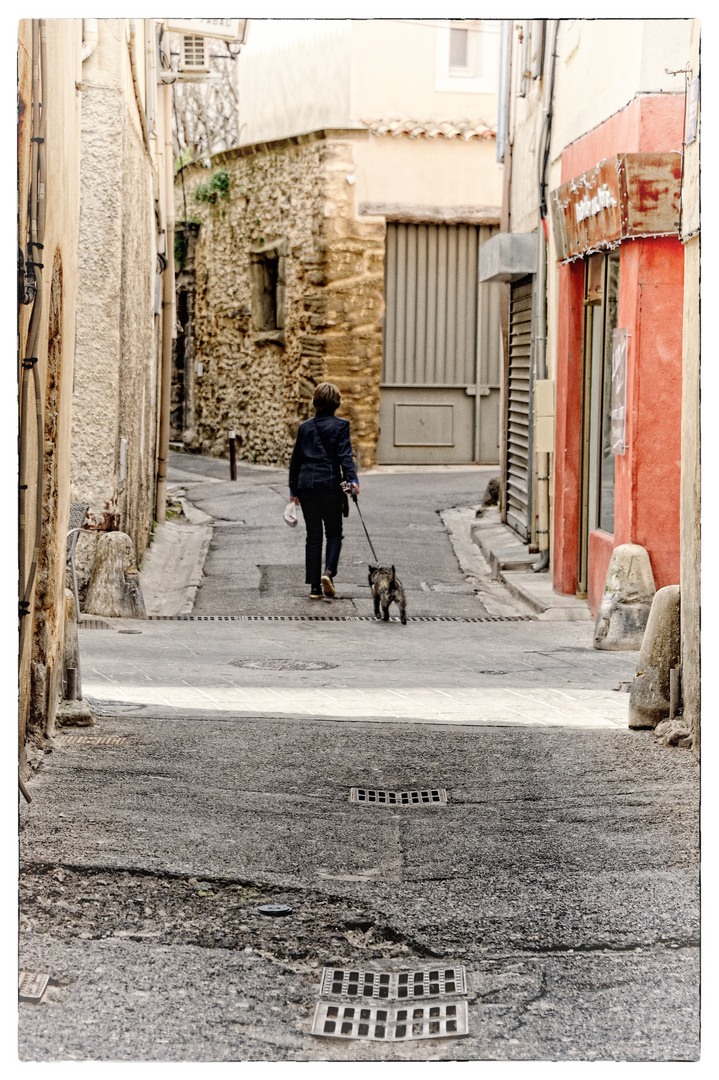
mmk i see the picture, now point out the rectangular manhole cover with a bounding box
[56,735,129,746]
[350,788,447,806]
[320,966,466,1000]
[19,972,49,1003]
[312,1001,468,1040]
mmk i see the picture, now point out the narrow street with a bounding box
[18,458,699,1062]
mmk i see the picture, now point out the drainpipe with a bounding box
[155,79,176,526]
[532,19,559,573]
[81,18,98,63]
[128,21,153,160]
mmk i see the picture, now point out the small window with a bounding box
[250,241,286,340]
[436,20,497,93]
[449,27,469,71]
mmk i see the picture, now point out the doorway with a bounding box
[578,251,619,595]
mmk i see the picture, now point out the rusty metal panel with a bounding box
[622,152,681,237]
[550,153,681,261]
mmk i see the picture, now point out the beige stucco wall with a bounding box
[237,19,499,146]
[71,19,160,589]
[349,19,500,120]
[18,19,82,750]
[351,133,502,211]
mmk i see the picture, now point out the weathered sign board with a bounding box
[163,19,248,42]
[550,153,681,262]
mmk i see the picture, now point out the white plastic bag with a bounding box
[283,501,298,527]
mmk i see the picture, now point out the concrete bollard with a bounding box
[593,543,656,651]
[629,584,681,729]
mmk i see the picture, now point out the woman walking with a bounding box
[289,383,359,599]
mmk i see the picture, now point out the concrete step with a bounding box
[471,510,593,622]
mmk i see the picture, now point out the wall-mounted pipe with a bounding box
[532,19,559,573]
[155,80,176,526]
[128,20,153,161]
[81,18,98,64]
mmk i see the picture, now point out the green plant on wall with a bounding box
[193,168,230,207]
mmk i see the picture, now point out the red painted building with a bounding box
[550,95,685,615]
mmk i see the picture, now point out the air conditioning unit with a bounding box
[180,35,209,72]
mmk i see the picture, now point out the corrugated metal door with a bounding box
[505,276,534,539]
[376,223,501,464]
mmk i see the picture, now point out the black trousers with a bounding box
[297,489,343,586]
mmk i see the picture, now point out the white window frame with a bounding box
[435,20,498,94]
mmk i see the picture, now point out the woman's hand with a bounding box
[290,495,300,505]
[351,482,359,497]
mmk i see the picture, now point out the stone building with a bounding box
[173,19,504,469]
[18,19,82,764]
[70,19,168,597]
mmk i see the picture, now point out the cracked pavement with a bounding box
[18,459,700,1062]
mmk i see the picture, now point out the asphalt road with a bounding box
[18,453,700,1063]
[168,454,499,617]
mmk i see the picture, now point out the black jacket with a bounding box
[289,414,358,496]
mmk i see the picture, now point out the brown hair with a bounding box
[313,382,341,413]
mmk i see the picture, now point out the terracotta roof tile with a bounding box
[360,116,496,141]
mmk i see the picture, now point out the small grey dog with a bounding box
[368,565,407,625]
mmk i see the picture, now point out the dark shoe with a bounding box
[321,573,335,598]
[310,585,323,599]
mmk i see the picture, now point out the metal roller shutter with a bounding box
[506,276,533,540]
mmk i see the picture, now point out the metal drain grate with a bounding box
[320,966,466,1000]
[19,972,50,1003]
[56,734,129,746]
[79,618,112,630]
[229,658,339,671]
[312,1000,468,1041]
[350,788,447,806]
[148,614,534,623]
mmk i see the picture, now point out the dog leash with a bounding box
[349,489,380,565]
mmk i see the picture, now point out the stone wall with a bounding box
[71,19,160,593]
[18,19,82,752]
[176,131,385,469]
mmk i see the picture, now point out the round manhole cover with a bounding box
[229,659,339,671]
[257,904,294,917]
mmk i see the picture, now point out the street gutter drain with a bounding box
[55,735,129,746]
[320,966,466,1000]
[311,1001,468,1041]
[19,972,49,1003]
[350,788,447,806]
[149,614,535,623]
[229,658,338,671]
